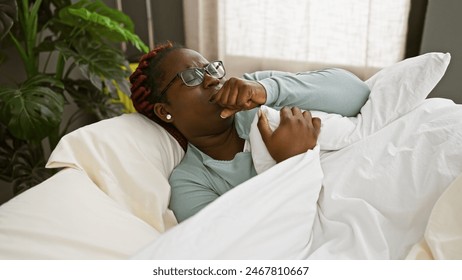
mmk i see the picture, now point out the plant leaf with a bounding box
[0,75,64,141]
[58,0,148,52]
[65,79,124,120]
[10,143,54,194]
[1,118,56,193]
[82,0,134,32]
[56,40,131,96]
[0,121,18,182]
[0,0,17,40]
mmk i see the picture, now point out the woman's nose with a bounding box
[202,73,220,88]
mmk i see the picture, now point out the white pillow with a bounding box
[46,113,184,233]
[0,168,158,259]
[360,52,451,136]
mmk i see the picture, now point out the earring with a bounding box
[166,114,172,120]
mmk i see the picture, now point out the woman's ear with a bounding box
[153,103,173,123]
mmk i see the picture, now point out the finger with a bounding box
[210,79,229,103]
[220,108,240,119]
[302,110,318,132]
[236,88,254,109]
[291,106,304,118]
[257,108,273,142]
[312,117,322,136]
[304,110,321,137]
[280,106,292,119]
[227,89,239,108]
[221,89,242,111]
[216,86,231,106]
[302,110,313,120]
[222,80,246,110]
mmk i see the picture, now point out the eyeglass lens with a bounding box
[179,61,225,87]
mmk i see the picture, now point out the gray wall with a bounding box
[420,0,462,104]
[104,0,185,61]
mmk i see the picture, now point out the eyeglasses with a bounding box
[158,60,226,100]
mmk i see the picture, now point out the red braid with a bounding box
[130,42,188,151]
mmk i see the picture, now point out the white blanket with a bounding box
[134,52,462,259]
[134,98,462,259]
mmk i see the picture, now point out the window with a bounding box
[184,0,411,78]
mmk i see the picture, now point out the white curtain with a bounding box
[183,0,411,79]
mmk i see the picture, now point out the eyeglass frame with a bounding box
[157,60,226,101]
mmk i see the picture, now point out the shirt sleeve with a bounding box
[242,68,370,117]
[169,170,220,223]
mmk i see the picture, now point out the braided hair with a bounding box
[129,42,188,151]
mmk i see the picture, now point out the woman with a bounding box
[130,42,370,222]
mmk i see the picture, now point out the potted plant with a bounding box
[0,0,148,195]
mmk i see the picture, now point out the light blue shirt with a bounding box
[169,68,370,222]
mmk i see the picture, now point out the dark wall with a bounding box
[405,0,429,58]
[104,0,185,61]
[420,0,462,104]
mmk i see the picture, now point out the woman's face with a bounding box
[155,48,233,139]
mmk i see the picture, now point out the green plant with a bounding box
[0,0,148,194]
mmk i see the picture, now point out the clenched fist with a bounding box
[210,77,267,118]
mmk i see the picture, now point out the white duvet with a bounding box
[134,52,462,259]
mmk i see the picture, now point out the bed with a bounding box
[0,52,461,260]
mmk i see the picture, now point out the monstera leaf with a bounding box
[57,0,148,52]
[0,0,17,40]
[10,142,54,194]
[56,39,131,95]
[0,75,64,141]
[0,122,52,194]
[64,79,125,120]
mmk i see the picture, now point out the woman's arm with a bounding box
[244,68,370,117]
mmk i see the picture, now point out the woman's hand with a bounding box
[257,107,321,163]
[210,77,267,118]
